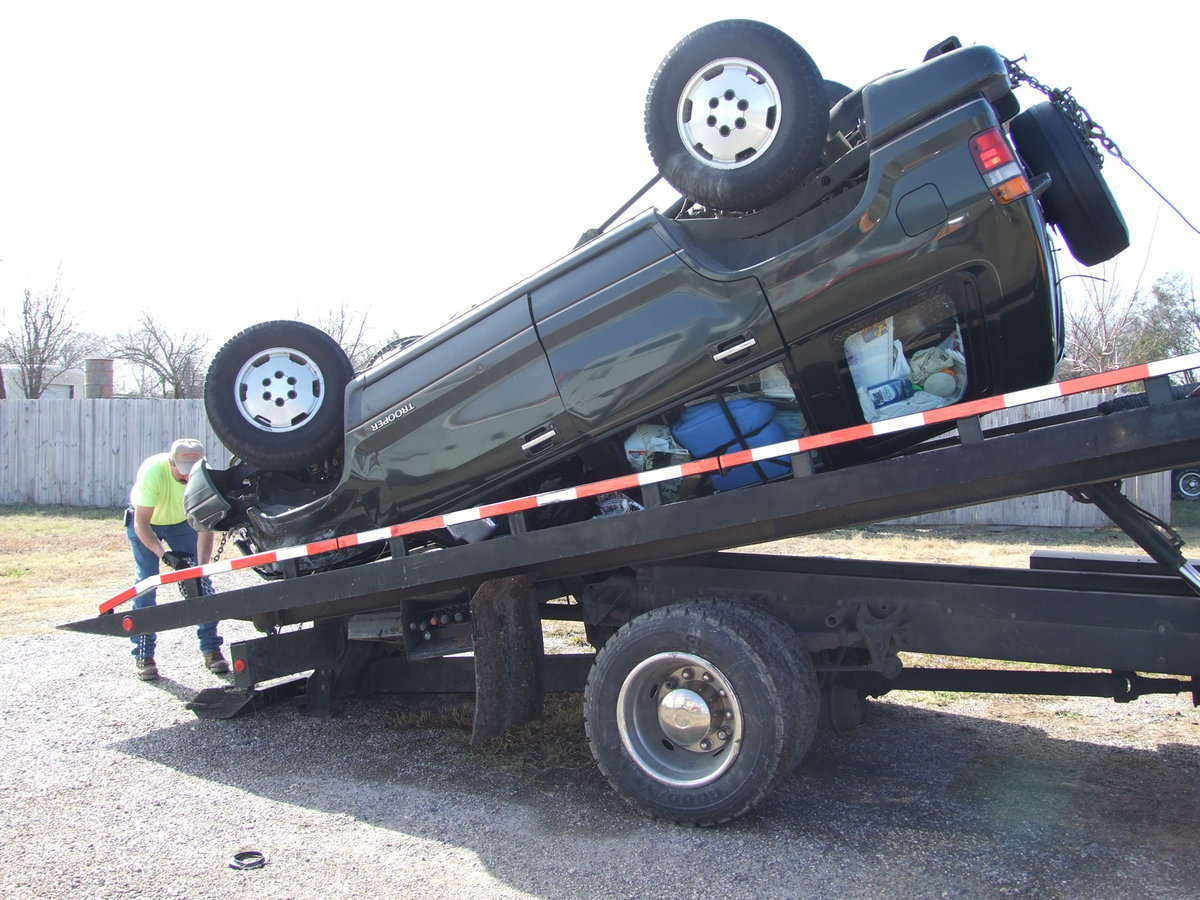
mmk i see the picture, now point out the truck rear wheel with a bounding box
[645,19,828,212]
[584,600,813,825]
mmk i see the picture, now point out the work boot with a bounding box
[204,650,229,674]
[136,657,159,681]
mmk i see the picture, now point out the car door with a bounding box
[342,294,579,519]
[532,216,785,436]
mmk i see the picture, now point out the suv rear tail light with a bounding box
[970,128,1031,204]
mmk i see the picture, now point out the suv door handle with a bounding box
[712,335,757,363]
[521,425,557,455]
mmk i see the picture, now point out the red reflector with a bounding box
[970,128,1015,173]
[122,616,134,632]
[233,658,246,674]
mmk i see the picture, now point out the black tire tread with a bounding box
[205,320,353,471]
[645,19,828,212]
[584,599,810,825]
[1010,102,1128,267]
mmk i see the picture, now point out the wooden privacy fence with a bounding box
[0,399,232,508]
[0,393,1173,523]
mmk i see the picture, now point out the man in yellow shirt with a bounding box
[126,438,225,681]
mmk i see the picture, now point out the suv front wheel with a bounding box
[205,320,353,471]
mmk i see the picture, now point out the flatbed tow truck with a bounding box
[64,355,1200,824]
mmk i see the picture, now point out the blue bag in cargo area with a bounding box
[671,397,791,491]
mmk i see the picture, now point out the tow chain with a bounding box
[1005,57,1197,237]
[210,528,233,564]
[1004,57,1120,166]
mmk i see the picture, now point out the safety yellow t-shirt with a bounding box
[129,453,187,525]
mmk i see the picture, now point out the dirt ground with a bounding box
[3,506,1200,897]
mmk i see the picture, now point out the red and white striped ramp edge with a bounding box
[100,353,1200,615]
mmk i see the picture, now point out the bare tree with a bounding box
[309,301,382,371]
[1059,271,1200,383]
[1058,272,1141,379]
[1131,273,1199,371]
[0,277,96,399]
[109,313,210,399]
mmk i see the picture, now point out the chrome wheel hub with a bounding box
[234,347,326,433]
[677,57,781,170]
[617,652,743,787]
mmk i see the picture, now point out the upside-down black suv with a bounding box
[186,20,1128,572]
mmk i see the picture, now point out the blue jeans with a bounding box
[126,516,222,659]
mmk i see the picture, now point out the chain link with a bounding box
[1007,56,1197,237]
[1004,56,1123,166]
[211,528,232,564]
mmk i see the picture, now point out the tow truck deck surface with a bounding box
[63,359,1200,824]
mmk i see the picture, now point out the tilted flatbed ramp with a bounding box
[63,380,1200,638]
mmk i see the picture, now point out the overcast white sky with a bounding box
[1,1,1196,350]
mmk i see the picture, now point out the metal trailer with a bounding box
[63,370,1200,824]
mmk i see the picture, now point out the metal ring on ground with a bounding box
[229,850,267,870]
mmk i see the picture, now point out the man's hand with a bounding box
[161,551,195,570]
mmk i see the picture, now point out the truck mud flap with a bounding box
[469,573,543,745]
[184,678,306,720]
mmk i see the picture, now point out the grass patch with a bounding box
[1173,499,1200,532]
[0,504,131,636]
[385,692,593,781]
[744,510,1200,569]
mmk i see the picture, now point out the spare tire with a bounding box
[1009,102,1129,267]
[205,320,353,471]
[645,19,828,212]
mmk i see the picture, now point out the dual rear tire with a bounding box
[584,600,818,825]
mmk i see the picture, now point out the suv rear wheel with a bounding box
[645,19,828,213]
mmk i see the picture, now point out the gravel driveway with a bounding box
[5,615,1200,899]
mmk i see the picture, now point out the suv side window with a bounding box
[841,287,969,424]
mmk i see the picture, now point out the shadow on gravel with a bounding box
[144,674,231,704]
[107,692,1200,898]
